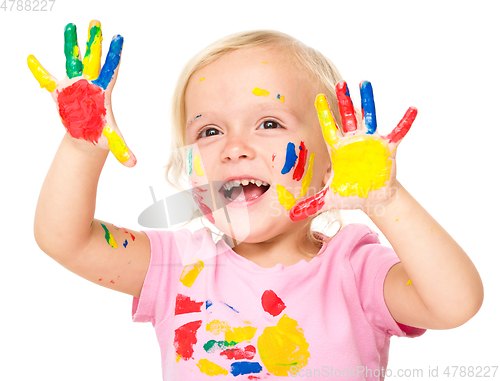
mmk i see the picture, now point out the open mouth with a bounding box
[220,179,271,203]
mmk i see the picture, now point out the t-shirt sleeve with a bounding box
[131,229,188,325]
[347,224,426,338]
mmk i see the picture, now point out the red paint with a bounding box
[98,278,102,281]
[335,82,358,133]
[386,107,418,144]
[248,377,261,380]
[110,280,115,284]
[290,186,329,222]
[199,202,215,223]
[220,345,256,360]
[261,290,286,316]
[292,141,307,181]
[175,294,204,315]
[272,153,277,161]
[174,320,202,361]
[130,233,136,241]
[57,79,106,143]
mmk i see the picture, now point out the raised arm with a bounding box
[32,21,150,298]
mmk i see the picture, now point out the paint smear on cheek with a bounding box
[257,314,310,376]
[290,186,328,222]
[57,79,107,143]
[196,359,229,376]
[281,143,298,174]
[179,259,204,287]
[194,154,205,176]
[292,142,307,181]
[100,223,117,248]
[331,137,391,198]
[299,153,315,198]
[252,87,270,97]
[174,320,202,361]
[276,184,296,211]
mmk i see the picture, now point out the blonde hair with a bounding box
[165,29,346,254]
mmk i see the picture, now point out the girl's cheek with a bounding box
[274,141,318,212]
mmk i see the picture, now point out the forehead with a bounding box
[184,46,319,120]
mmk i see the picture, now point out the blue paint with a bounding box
[230,361,263,376]
[194,114,202,120]
[92,35,124,90]
[188,148,193,175]
[123,239,128,248]
[223,302,239,313]
[360,81,377,134]
[206,300,213,309]
[281,142,298,174]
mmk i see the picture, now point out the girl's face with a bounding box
[184,46,330,244]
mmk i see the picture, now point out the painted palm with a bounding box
[291,81,417,221]
[27,20,136,167]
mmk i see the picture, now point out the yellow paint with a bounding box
[407,279,412,285]
[257,314,310,377]
[225,326,257,343]
[315,94,339,146]
[196,359,229,376]
[175,354,182,362]
[252,87,270,97]
[179,259,204,287]
[277,184,296,211]
[299,153,315,198]
[262,61,269,64]
[199,77,205,81]
[194,154,205,176]
[331,136,391,198]
[82,21,102,80]
[277,94,285,102]
[103,125,130,163]
[206,319,230,335]
[27,55,58,92]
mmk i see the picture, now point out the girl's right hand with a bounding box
[27,20,136,167]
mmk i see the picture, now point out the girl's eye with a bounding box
[199,127,222,138]
[258,120,282,130]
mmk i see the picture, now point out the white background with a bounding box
[1,0,499,380]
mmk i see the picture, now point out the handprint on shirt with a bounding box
[27,20,136,166]
[290,80,417,221]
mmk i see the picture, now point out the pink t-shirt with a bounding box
[132,223,425,380]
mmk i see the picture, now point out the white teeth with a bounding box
[222,179,270,191]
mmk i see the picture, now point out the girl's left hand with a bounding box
[290,81,417,221]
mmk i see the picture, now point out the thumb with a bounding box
[102,124,137,167]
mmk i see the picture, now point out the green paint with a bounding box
[188,148,193,176]
[90,220,93,227]
[64,23,83,78]
[100,223,117,248]
[203,340,238,353]
[84,25,101,60]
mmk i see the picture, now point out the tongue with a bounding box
[242,184,265,201]
[231,184,265,202]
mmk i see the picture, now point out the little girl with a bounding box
[31,21,483,380]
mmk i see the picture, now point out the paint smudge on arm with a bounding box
[407,279,412,285]
[281,142,298,174]
[100,223,117,248]
[123,239,128,248]
[179,259,204,287]
[252,87,270,97]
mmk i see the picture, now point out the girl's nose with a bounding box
[220,134,256,162]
